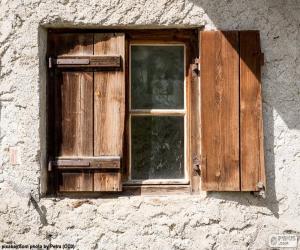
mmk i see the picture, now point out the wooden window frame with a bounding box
[126,43,188,185]
[122,30,199,194]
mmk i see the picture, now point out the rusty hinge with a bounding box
[252,181,266,199]
[256,181,266,198]
[192,57,200,77]
[192,155,201,175]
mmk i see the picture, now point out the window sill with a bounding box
[122,184,191,195]
[123,179,189,185]
[52,185,191,198]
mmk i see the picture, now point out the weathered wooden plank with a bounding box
[51,56,121,68]
[93,33,125,156]
[240,31,266,191]
[126,29,198,42]
[58,171,93,192]
[93,172,122,191]
[52,159,90,167]
[200,31,240,191]
[50,158,120,170]
[122,185,190,195]
[93,33,125,191]
[50,33,94,57]
[58,72,94,156]
[89,159,120,169]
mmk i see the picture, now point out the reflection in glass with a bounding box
[131,45,184,109]
[131,116,184,180]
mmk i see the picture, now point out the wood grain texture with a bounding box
[190,61,201,193]
[52,34,94,157]
[93,33,125,191]
[50,33,93,56]
[58,171,93,192]
[200,31,240,191]
[240,31,266,191]
[51,34,94,192]
[122,185,190,195]
[58,72,94,156]
[53,56,121,68]
[93,172,121,191]
[51,158,120,169]
[94,33,125,156]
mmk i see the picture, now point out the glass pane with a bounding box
[131,116,184,179]
[131,45,184,109]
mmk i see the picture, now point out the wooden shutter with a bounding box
[48,33,125,193]
[200,30,265,191]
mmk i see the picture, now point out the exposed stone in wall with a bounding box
[0,0,299,249]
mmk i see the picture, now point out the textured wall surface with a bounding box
[0,0,299,249]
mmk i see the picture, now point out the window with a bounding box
[128,44,186,183]
[46,29,266,196]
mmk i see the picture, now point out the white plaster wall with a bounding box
[0,0,299,249]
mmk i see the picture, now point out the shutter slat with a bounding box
[240,31,266,191]
[200,31,240,191]
[59,171,93,192]
[59,72,94,156]
[94,172,122,192]
[93,33,125,191]
[94,33,125,156]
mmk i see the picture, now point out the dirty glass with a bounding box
[131,116,184,180]
[131,45,184,109]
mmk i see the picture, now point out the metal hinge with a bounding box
[48,57,53,69]
[252,181,266,199]
[192,57,200,77]
[192,155,201,175]
[256,181,266,198]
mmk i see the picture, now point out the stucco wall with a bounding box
[0,0,299,249]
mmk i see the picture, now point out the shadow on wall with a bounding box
[193,0,299,218]
[0,102,1,144]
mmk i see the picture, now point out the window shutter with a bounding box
[200,30,265,192]
[49,33,125,192]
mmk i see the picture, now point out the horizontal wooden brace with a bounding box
[48,56,121,69]
[48,156,121,171]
